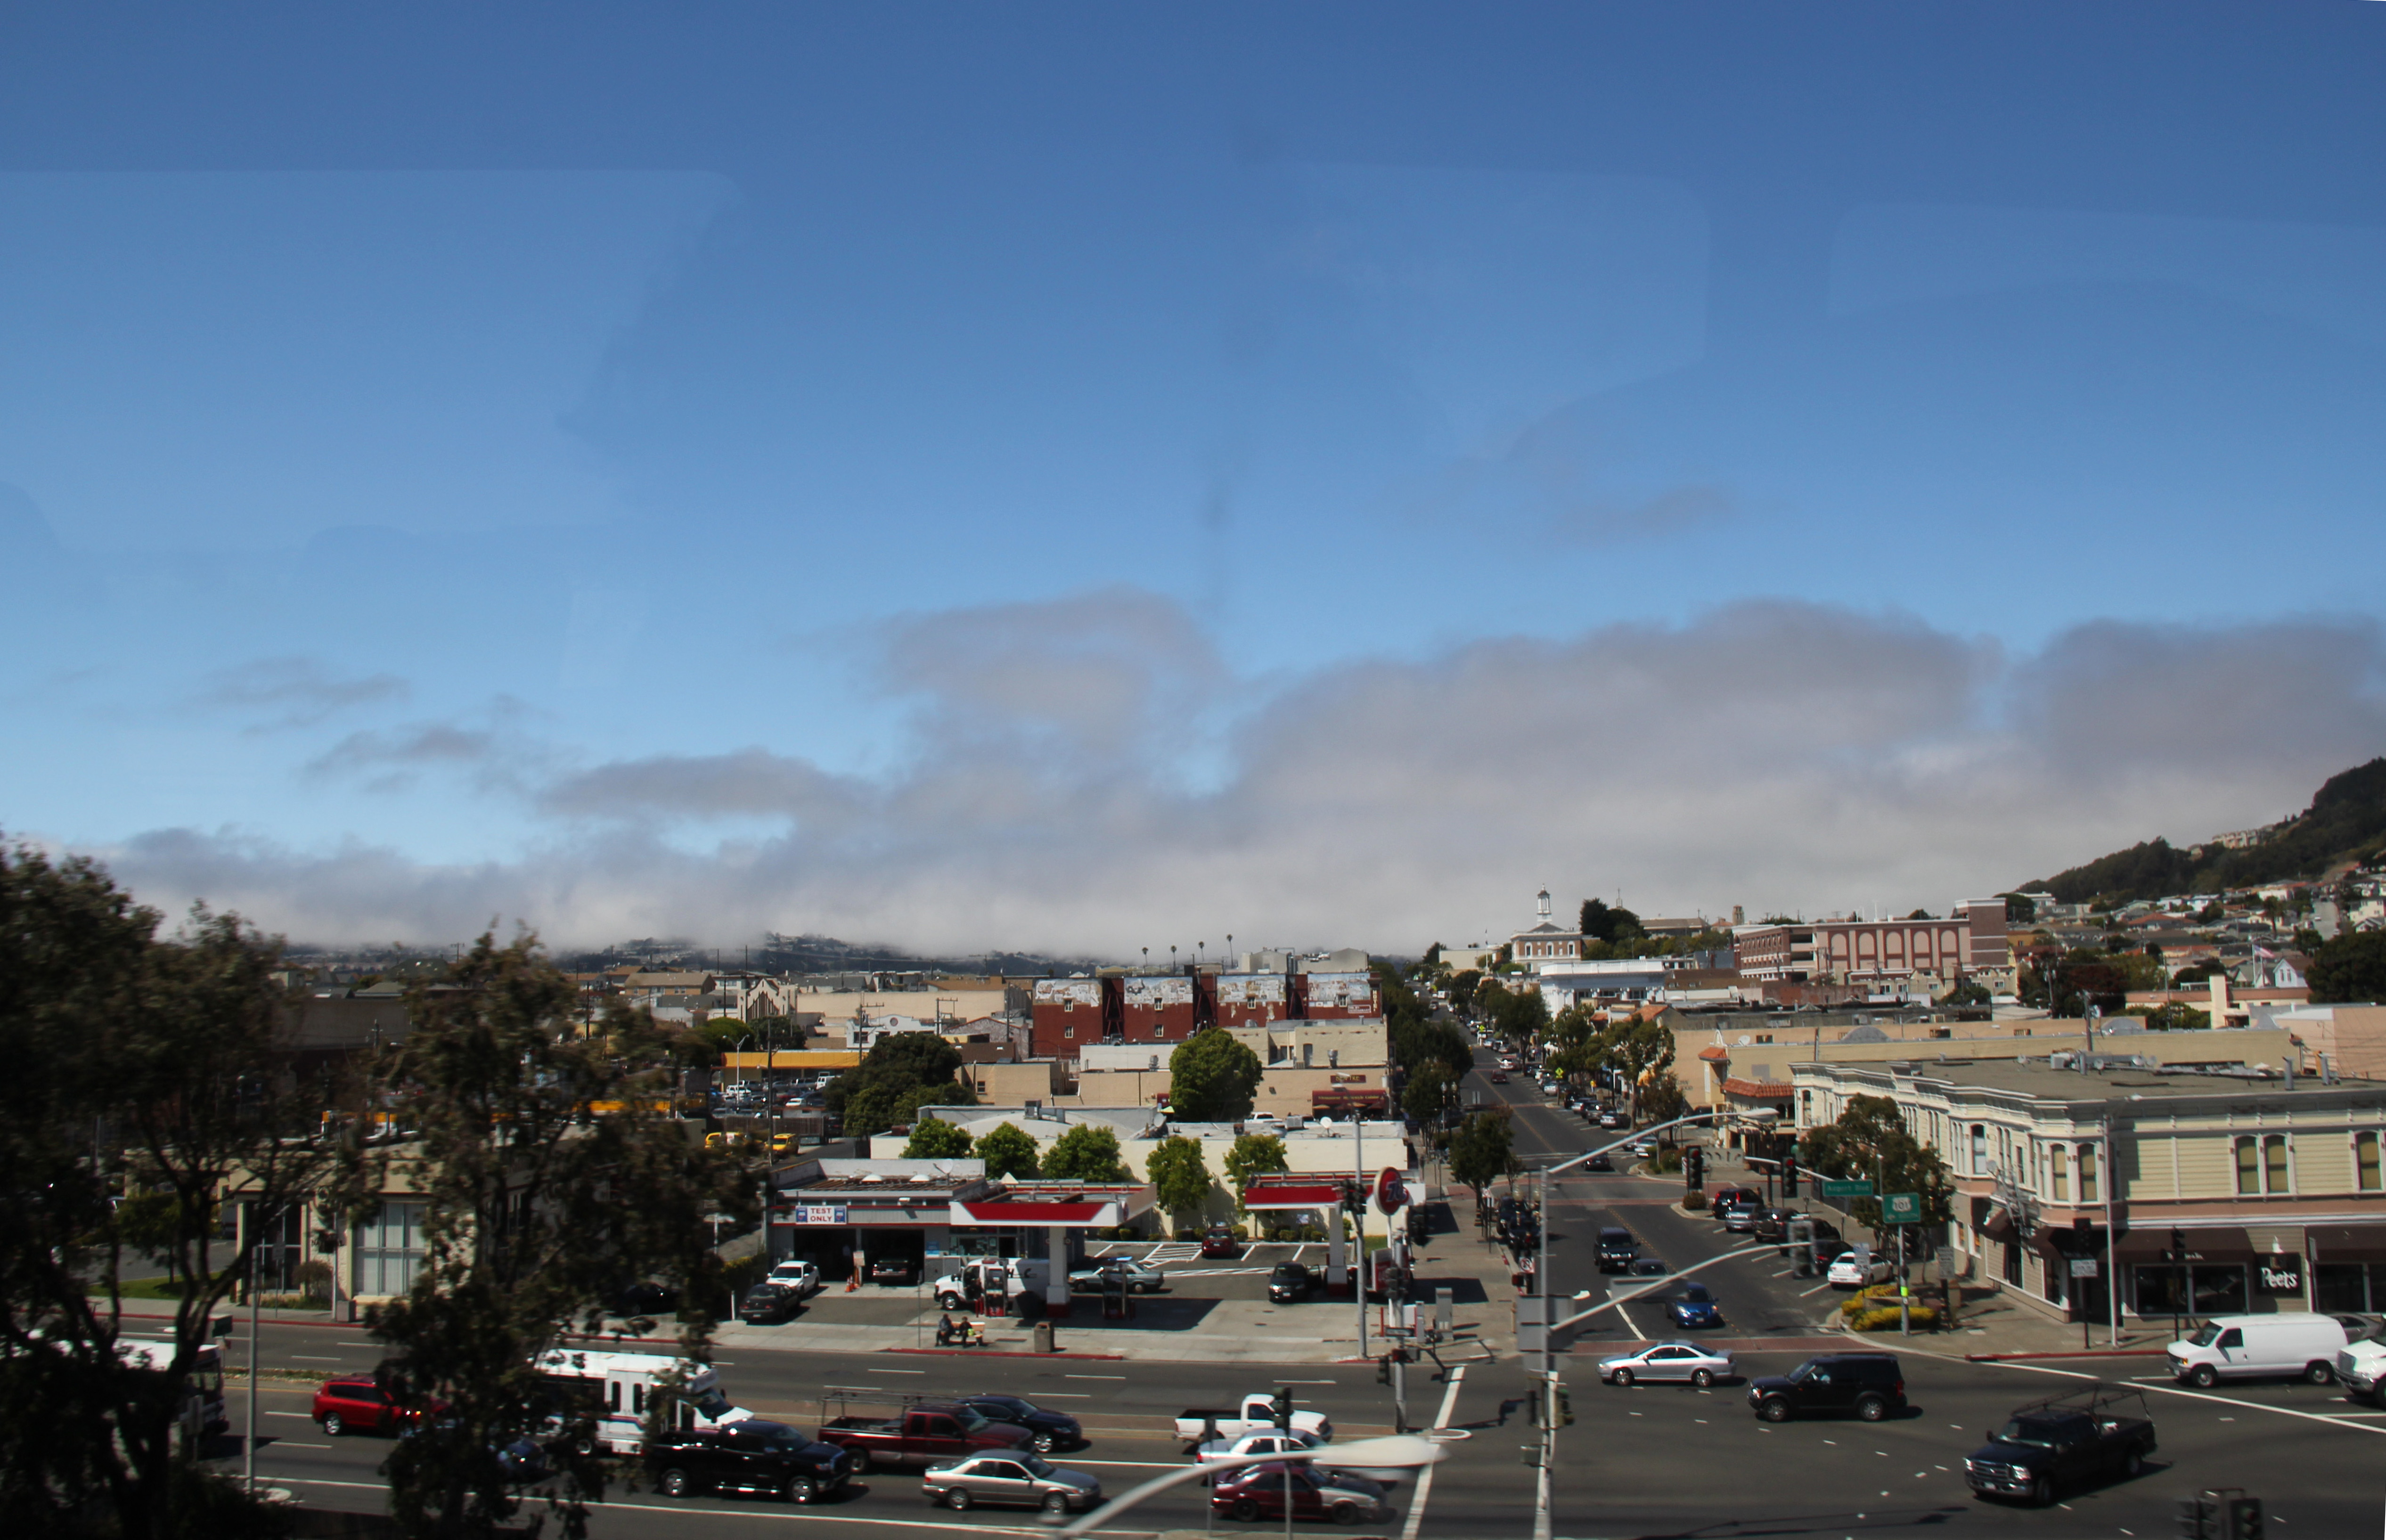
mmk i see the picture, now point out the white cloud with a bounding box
[91,595,2386,956]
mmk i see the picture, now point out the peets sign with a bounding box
[2256,1255,2304,1295]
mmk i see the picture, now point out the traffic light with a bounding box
[1685,1146,1705,1190]
[2175,1496,2210,1539]
[2225,1496,2263,1540]
[1271,1388,1293,1428]
[1376,1355,1392,1385]
[1556,1385,1574,1425]
[1525,1388,1541,1426]
[1782,1155,1799,1199]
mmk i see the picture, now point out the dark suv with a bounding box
[1594,1227,1639,1273]
[1746,1353,1907,1423]
[646,1419,852,1503]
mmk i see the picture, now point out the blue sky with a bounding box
[4,4,2384,955]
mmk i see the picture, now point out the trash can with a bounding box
[1033,1320,1054,1354]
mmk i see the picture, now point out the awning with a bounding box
[2112,1226,2255,1264]
[2309,1225,2386,1263]
[948,1199,1122,1228]
[1241,1181,1348,1211]
[1977,1206,2015,1243]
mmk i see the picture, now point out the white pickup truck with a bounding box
[2337,1326,2386,1403]
[1173,1393,1332,1446]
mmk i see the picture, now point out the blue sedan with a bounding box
[1664,1282,1724,1329]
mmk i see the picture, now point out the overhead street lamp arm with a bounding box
[1550,1243,1777,1336]
[1533,1107,1779,1181]
[1054,1434,1445,1537]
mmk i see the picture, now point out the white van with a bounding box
[2166,1312,2348,1388]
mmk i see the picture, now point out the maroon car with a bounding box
[1210,1462,1387,1525]
[1199,1227,1242,1260]
[312,1377,427,1436]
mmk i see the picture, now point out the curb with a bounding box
[885,1347,1126,1361]
[1962,1348,2170,1362]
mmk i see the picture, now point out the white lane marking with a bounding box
[866,1368,925,1374]
[1798,1283,1835,1296]
[1398,1363,1466,1540]
[264,1412,315,1420]
[1960,1357,2386,1436]
[1282,1379,1337,1385]
[336,1341,381,1347]
[1057,1459,1180,1468]
[271,1441,331,1449]
[289,1355,346,1362]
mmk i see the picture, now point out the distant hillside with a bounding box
[2025,756,2386,905]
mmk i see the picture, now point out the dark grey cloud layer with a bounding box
[92,595,2386,955]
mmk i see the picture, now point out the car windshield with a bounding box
[1788,1362,1818,1382]
[1996,1419,2059,1448]
[689,1389,733,1420]
[2187,1322,2225,1347]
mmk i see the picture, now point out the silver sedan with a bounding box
[1597,1340,1737,1388]
[921,1453,1101,1515]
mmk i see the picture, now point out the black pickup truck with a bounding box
[1963,1385,2157,1506]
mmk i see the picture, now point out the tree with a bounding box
[0,844,330,1540]
[1942,979,1991,1008]
[1222,1133,1289,1209]
[1579,897,1642,945]
[1640,1070,1688,1124]
[1446,969,1482,1013]
[1798,1093,1952,1233]
[972,1122,1040,1179]
[2001,893,2036,924]
[1446,1108,1515,1195]
[1400,1064,1451,1127]
[336,935,751,1540]
[1144,1137,1212,1231]
[902,1119,973,1159]
[829,1033,975,1136]
[1167,1028,1265,1122]
[1042,1123,1129,1182]
[2309,929,2386,1004]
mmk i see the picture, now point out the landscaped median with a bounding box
[1837,1283,1940,1332]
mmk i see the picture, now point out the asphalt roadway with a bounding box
[202,1044,2386,1536]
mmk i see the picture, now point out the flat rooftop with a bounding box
[1810,1058,2386,1102]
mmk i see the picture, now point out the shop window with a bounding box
[2264,1134,2290,1194]
[2234,1136,2260,1195]
[2077,1143,2098,1204]
[356,1201,425,1296]
[2050,1144,2068,1202]
[2357,1132,2381,1192]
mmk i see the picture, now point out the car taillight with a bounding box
[1893,1380,1904,1396]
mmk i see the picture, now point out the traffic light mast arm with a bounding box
[1533,1109,1779,1182]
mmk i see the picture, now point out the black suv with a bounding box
[1746,1354,1907,1423]
[1594,1227,1639,1273]
[646,1419,851,1503]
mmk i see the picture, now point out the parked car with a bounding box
[1597,1341,1736,1388]
[1964,1385,2158,1506]
[1070,1257,1167,1293]
[646,1419,852,1504]
[1664,1282,1724,1329]
[613,1281,678,1318]
[737,1282,804,1324]
[1209,1462,1386,1525]
[868,1257,920,1287]
[1717,1197,1763,1232]
[1826,1247,1893,1289]
[1268,1262,1316,1303]
[1598,1109,1627,1130]
[765,1258,821,1295]
[956,1395,1083,1453]
[1594,1227,1639,1273]
[1708,1185,1761,1215]
[2167,1312,2349,1388]
[312,1377,425,1437]
[1201,1227,1243,1260]
[922,1452,1101,1515]
[1746,1353,1907,1422]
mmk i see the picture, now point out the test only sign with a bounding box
[1880,1193,1921,1223]
[785,1205,850,1225]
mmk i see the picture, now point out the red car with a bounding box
[1210,1462,1386,1525]
[1199,1227,1242,1260]
[312,1377,425,1436]
[1487,1071,1508,1084]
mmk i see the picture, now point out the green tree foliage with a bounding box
[1798,1093,1952,1233]
[1373,963,1472,1090]
[972,1122,1040,1179]
[1400,1064,1451,1126]
[1445,1108,1515,1194]
[338,935,752,1540]
[2001,893,2037,923]
[0,843,333,1540]
[1578,897,1642,945]
[1639,1070,1688,1124]
[2309,929,2386,1004]
[1446,968,1482,1013]
[828,1033,976,1136]
[1143,1136,1212,1229]
[901,1118,973,1159]
[1472,978,1550,1047]
[1222,1133,1289,1208]
[2130,1002,2212,1030]
[1041,1123,1129,1182]
[1942,979,1991,1007]
[1167,1028,1265,1122]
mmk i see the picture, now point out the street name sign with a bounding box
[1818,1179,1873,1198]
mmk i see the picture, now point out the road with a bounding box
[198,1038,2385,1536]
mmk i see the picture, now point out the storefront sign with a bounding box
[785,1205,849,1224]
[2068,1258,2100,1279]
[2257,1255,2304,1294]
